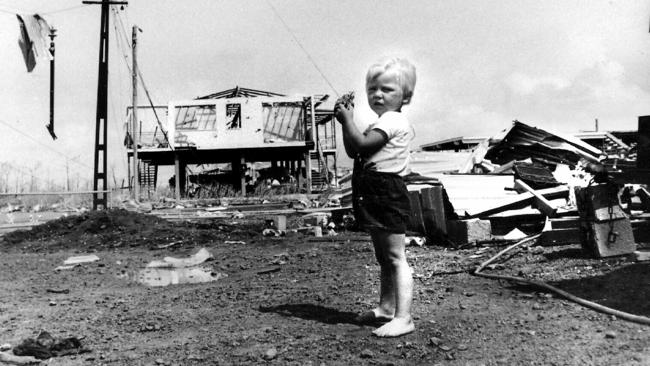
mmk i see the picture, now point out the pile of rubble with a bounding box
[402,120,650,260]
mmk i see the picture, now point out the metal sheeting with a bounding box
[484,120,602,167]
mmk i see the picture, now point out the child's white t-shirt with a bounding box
[362,111,414,176]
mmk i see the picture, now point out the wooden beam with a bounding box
[490,160,516,174]
[240,155,246,196]
[406,191,425,234]
[514,179,558,217]
[296,158,302,188]
[420,186,447,237]
[174,152,181,202]
[304,152,312,194]
[465,185,568,218]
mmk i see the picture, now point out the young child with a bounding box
[334,57,416,337]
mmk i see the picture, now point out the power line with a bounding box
[0,1,89,16]
[111,9,172,149]
[0,6,29,15]
[0,119,94,172]
[0,0,36,15]
[41,4,88,15]
[107,17,131,177]
[264,0,340,97]
[0,2,87,16]
[112,8,133,74]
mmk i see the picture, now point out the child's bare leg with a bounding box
[356,232,395,323]
[371,230,414,337]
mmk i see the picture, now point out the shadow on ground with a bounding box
[258,303,360,325]
[551,263,650,317]
[543,247,591,261]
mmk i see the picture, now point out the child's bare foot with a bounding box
[372,317,415,337]
[354,308,393,325]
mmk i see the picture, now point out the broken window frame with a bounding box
[225,103,242,130]
[262,101,305,142]
[174,105,217,131]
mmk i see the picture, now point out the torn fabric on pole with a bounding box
[16,14,52,72]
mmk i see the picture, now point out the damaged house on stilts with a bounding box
[123,86,338,200]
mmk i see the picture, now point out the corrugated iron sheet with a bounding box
[484,120,601,167]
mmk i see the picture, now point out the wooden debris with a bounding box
[514,179,558,217]
[272,215,287,231]
[147,248,213,268]
[156,240,183,249]
[465,185,569,218]
[257,265,282,274]
[540,214,650,246]
[407,191,426,235]
[0,351,40,365]
[63,255,100,266]
[633,250,650,261]
[539,217,581,246]
[489,160,516,174]
[636,187,650,211]
[420,186,447,239]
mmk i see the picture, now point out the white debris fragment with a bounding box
[63,255,100,266]
[503,228,527,240]
[405,236,426,246]
[146,248,214,268]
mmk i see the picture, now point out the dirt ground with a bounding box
[0,209,648,365]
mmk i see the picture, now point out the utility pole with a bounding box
[132,25,140,202]
[46,27,57,140]
[82,0,128,210]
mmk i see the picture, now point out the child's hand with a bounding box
[336,91,355,109]
[334,92,355,125]
[334,103,353,125]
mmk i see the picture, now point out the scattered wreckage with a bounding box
[398,120,650,259]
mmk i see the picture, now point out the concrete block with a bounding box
[581,219,636,257]
[576,184,637,258]
[447,219,491,245]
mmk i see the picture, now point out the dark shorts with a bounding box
[352,167,411,234]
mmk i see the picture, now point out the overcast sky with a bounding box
[1,0,650,187]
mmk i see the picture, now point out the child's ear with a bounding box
[402,91,412,105]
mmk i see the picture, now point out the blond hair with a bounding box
[366,57,417,104]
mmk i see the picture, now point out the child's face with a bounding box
[366,70,406,116]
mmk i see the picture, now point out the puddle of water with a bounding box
[136,267,227,287]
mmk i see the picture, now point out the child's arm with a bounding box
[342,133,356,159]
[335,102,387,157]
